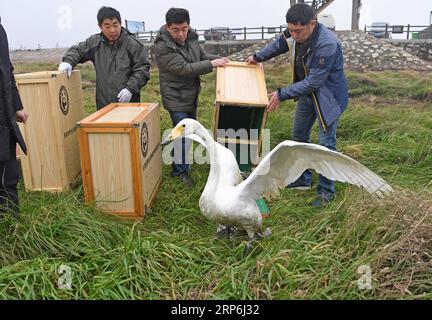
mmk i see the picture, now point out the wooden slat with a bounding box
[79,127,132,134]
[48,73,69,190]
[216,137,259,145]
[79,103,158,126]
[58,71,86,188]
[79,123,136,129]
[216,100,267,107]
[16,145,21,161]
[78,128,94,203]
[14,71,63,80]
[257,67,269,105]
[95,107,146,124]
[139,106,162,214]
[213,103,221,139]
[224,61,260,68]
[216,67,225,102]
[259,110,269,155]
[78,104,118,125]
[130,129,144,217]
[133,103,159,124]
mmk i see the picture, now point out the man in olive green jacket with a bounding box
[153,7,229,187]
[59,7,150,110]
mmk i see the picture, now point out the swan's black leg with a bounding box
[243,228,271,256]
[243,231,256,257]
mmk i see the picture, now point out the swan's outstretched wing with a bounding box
[237,140,393,200]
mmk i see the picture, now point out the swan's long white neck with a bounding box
[186,122,220,198]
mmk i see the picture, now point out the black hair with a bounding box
[97,6,121,26]
[286,3,316,25]
[165,7,190,26]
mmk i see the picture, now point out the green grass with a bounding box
[1,63,431,300]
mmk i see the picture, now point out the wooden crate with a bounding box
[214,62,269,172]
[78,103,162,219]
[15,71,85,192]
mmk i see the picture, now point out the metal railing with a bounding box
[132,24,431,43]
[364,24,430,40]
[134,26,289,43]
[304,0,335,14]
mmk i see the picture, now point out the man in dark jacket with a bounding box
[246,3,349,207]
[0,23,28,216]
[59,6,150,110]
[153,7,229,187]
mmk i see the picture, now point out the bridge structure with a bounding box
[290,0,362,30]
[290,0,336,14]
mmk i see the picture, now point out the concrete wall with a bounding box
[202,40,259,56]
[419,26,432,39]
[201,38,432,64]
[384,39,432,62]
[227,32,432,71]
[143,40,257,67]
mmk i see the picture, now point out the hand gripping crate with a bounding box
[15,71,85,192]
[214,62,269,172]
[77,103,163,219]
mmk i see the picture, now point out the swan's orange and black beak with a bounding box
[160,125,185,147]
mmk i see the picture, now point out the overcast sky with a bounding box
[1,0,431,49]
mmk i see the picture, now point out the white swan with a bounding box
[162,119,393,253]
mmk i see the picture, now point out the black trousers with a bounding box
[0,143,20,215]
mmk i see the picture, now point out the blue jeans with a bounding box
[169,110,197,177]
[292,95,339,198]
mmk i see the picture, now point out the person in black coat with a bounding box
[0,23,28,216]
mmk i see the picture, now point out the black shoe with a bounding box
[178,172,195,188]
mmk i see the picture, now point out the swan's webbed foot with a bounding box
[256,227,272,239]
[243,230,258,257]
[243,241,254,256]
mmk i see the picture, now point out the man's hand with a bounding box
[245,56,257,64]
[58,62,72,78]
[117,88,133,103]
[211,57,230,68]
[266,91,281,112]
[16,109,29,124]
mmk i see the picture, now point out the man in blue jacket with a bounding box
[0,23,28,216]
[246,3,349,207]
